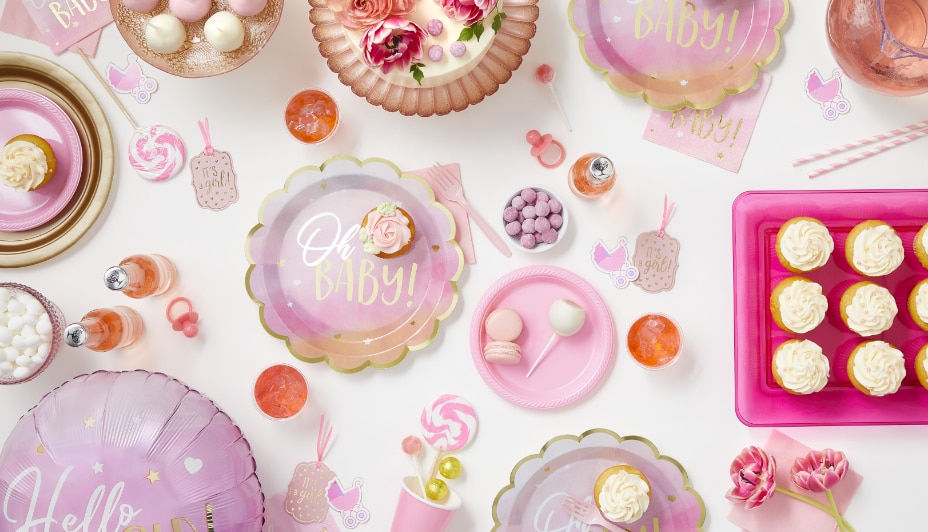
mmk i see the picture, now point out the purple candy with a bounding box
[534,232,543,243]
[535,190,550,203]
[518,212,525,223]
[505,221,522,236]
[549,213,563,229]
[503,206,519,222]
[511,196,526,210]
[534,201,550,217]
[534,216,551,233]
[427,18,443,36]
[428,45,443,62]
[450,41,466,57]
[521,205,536,219]
[520,188,537,204]
[520,233,536,249]
[521,218,535,234]
[541,228,558,244]
[548,199,562,214]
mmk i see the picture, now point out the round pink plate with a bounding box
[0,88,82,232]
[470,265,615,409]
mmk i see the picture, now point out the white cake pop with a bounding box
[204,12,245,52]
[145,13,187,54]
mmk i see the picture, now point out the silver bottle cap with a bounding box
[64,323,88,347]
[589,156,614,182]
[104,266,129,291]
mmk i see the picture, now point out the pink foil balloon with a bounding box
[0,370,264,530]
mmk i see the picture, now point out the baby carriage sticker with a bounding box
[106,53,159,104]
[327,477,370,528]
[805,68,851,121]
[591,237,640,289]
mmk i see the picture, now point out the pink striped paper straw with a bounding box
[793,119,928,166]
[808,127,928,178]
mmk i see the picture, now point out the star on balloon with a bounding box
[146,469,160,484]
[92,462,104,474]
[83,416,95,429]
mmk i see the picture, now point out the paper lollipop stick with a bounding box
[402,435,427,495]
[536,64,572,132]
[77,49,186,182]
[526,298,586,377]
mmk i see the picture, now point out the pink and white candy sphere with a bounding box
[502,187,569,252]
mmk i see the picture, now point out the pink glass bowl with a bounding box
[0,283,64,385]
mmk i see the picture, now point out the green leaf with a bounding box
[473,21,485,41]
[457,26,474,41]
[492,12,507,32]
[411,64,424,86]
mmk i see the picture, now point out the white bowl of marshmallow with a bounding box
[0,284,65,384]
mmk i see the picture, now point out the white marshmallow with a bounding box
[15,355,30,367]
[6,300,25,316]
[0,362,13,374]
[35,318,52,337]
[4,347,18,362]
[31,353,45,365]
[0,287,11,301]
[0,328,12,345]
[24,335,42,348]
[11,336,24,350]
[12,366,32,379]
[37,343,50,358]
[6,317,22,332]
[25,299,43,316]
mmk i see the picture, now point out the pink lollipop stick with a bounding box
[536,64,572,132]
[402,435,426,494]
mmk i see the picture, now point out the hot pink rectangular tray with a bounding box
[733,189,928,426]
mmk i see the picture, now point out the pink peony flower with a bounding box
[361,17,428,75]
[727,446,777,509]
[436,0,497,26]
[790,449,849,493]
[326,0,415,30]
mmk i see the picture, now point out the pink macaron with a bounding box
[484,341,522,365]
[485,307,523,342]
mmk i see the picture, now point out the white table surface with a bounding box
[2,0,928,530]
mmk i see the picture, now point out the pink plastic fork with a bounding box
[430,163,512,258]
[560,495,631,532]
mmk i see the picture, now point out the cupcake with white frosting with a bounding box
[770,277,828,334]
[915,343,928,392]
[593,465,650,524]
[772,339,830,395]
[847,340,905,397]
[909,278,928,332]
[840,281,897,337]
[844,220,904,277]
[915,222,928,271]
[775,217,834,273]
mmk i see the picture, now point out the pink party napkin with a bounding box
[643,71,772,173]
[410,163,476,264]
[0,0,103,56]
[727,430,863,532]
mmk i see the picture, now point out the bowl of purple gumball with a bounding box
[502,186,569,252]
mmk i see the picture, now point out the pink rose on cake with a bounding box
[437,0,497,26]
[327,0,415,30]
[358,202,416,258]
[361,17,428,74]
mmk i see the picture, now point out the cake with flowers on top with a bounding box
[358,201,416,258]
[325,0,506,88]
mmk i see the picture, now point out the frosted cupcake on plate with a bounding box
[0,134,57,192]
[358,202,415,258]
[845,220,904,277]
[594,465,650,524]
[915,222,928,270]
[772,339,830,395]
[847,340,905,397]
[914,343,928,392]
[775,216,834,273]
[770,277,828,334]
[909,278,928,332]
[839,281,897,336]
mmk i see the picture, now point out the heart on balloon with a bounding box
[184,457,203,474]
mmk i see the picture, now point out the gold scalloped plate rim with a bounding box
[308,0,539,117]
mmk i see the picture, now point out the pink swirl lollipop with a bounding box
[419,394,478,452]
[128,125,186,182]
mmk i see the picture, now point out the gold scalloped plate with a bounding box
[112,0,283,78]
[308,0,539,117]
[0,53,114,268]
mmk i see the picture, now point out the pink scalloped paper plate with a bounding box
[469,266,615,409]
[308,0,539,117]
[569,0,789,110]
[492,428,706,531]
[246,156,464,373]
[733,189,928,427]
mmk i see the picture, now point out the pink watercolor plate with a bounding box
[568,0,789,110]
[246,156,464,373]
[470,265,614,409]
[733,189,928,427]
[0,88,82,232]
[492,428,706,531]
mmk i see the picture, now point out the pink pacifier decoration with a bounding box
[190,117,239,210]
[420,394,478,452]
[167,297,199,338]
[526,130,566,169]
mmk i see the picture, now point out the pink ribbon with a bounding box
[657,194,676,238]
[198,117,213,156]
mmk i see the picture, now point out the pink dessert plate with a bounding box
[0,88,82,232]
[733,189,928,427]
[246,155,464,373]
[470,265,615,409]
[568,0,789,110]
[492,428,706,531]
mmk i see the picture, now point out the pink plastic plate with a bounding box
[0,88,82,232]
[470,265,615,409]
[568,0,789,110]
[492,428,706,531]
[246,156,464,373]
[733,189,928,426]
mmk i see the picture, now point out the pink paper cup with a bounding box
[390,476,462,532]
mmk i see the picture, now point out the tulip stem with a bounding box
[774,487,855,532]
